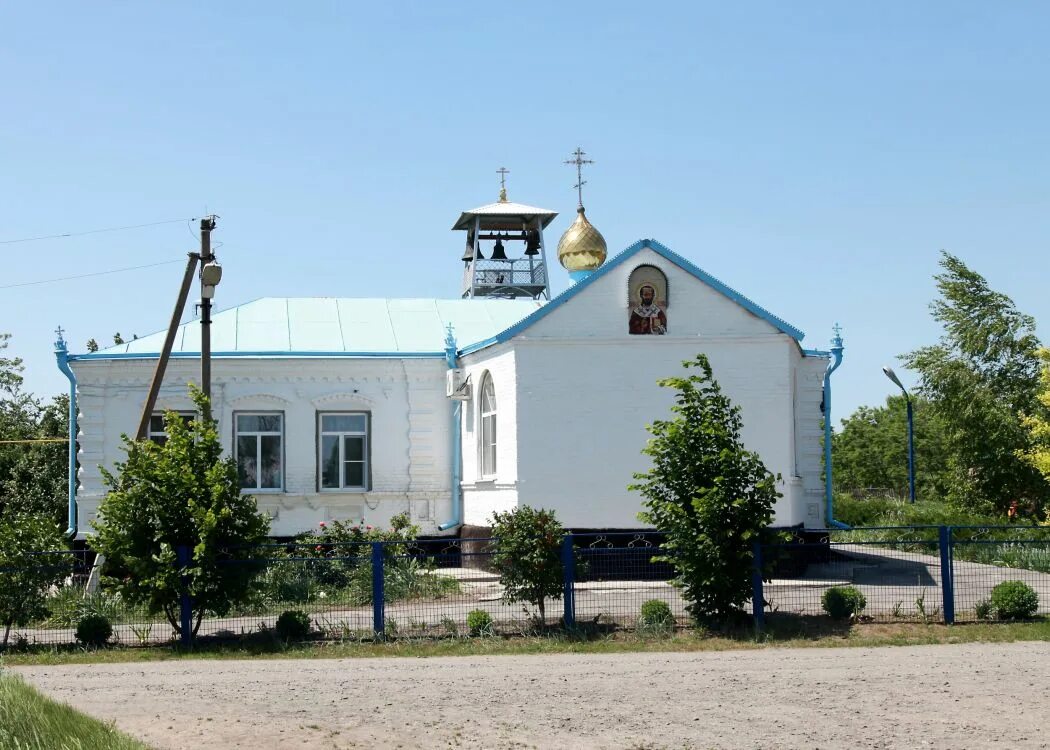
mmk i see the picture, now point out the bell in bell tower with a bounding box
[453,167,558,299]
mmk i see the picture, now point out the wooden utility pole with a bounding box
[134,252,201,440]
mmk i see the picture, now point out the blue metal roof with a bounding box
[75,298,545,360]
[459,238,807,355]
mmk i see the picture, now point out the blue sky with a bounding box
[2,2,1048,423]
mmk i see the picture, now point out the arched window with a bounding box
[480,373,497,477]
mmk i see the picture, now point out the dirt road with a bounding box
[12,642,1050,749]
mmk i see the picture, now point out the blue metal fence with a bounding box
[753,525,1050,627]
[4,525,1049,649]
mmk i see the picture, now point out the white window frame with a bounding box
[317,412,370,492]
[147,411,195,446]
[479,373,497,479]
[234,411,285,493]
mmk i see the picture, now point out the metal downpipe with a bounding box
[54,331,77,538]
[439,326,462,532]
[823,327,848,530]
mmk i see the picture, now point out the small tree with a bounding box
[490,506,564,623]
[631,354,780,623]
[0,514,71,648]
[91,387,270,636]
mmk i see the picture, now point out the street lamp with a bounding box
[882,366,916,503]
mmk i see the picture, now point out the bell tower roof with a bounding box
[452,200,558,231]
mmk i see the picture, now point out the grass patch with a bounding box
[0,672,150,749]
[4,617,1049,667]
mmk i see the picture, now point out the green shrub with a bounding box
[0,514,72,649]
[989,580,1039,620]
[490,506,565,622]
[821,586,867,621]
[261,559,316,604]
[466,609,493,636]
[638,599,674,632]
[75,613,113,647]
[46,588,125,628]
[974,598,993,620]
[275,609,312,641]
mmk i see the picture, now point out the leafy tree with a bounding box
[489,506,565,623]
[0,514,71,648]
[631,354,780,623]
[112,333,124,345]
[1020,349,1050,511]
[91,387,271,636]
[833,395,951,500]
[0,334,23,396]
[901,252,1049,514]
[85,339,99,353]
[0,335,69,525]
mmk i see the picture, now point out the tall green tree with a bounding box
[0,335,69,525]
[631,354,780,623]
[901,252,1049,513]
[91,388,271,635]
[833,395,951,500]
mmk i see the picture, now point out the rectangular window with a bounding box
[318,412,369,490]
[147,412,195,446]
[235,413,284,491]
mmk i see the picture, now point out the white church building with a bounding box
[58,178,843,539]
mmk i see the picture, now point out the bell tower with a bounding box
[453,167,558,299]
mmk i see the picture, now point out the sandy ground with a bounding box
[12,641,1050,749]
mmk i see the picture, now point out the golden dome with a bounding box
[557,206,607,273]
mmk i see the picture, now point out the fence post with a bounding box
[561,534,576,630]
[751,539,765,632]
[938,525,955,625]
[176,544,193,648]
[371,541,385,637]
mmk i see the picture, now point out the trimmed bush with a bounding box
[275,609,312,641]
[821,586,867,621]
[75,613,113,647]
[638,599,674,632]
[466,609,493,637]
[989,580,1039,620]
[489,507,565,622]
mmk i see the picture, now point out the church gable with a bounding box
[466,240,804,348]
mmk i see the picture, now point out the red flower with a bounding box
[366,525,373,531]
[315,545,323,552]
[319,521,327,528]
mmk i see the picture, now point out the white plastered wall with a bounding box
[456,345,520,526]
[70,356,453,537]
[501,245,818,528]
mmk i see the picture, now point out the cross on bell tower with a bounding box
[496,167,510,202]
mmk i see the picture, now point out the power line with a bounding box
[0,258,185,290]
[0,217,198,245]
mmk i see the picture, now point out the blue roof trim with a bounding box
[70,350,445,362]
[802,348,831,357]
[459,238,805,355]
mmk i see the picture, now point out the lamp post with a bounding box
[882,366,915,503]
